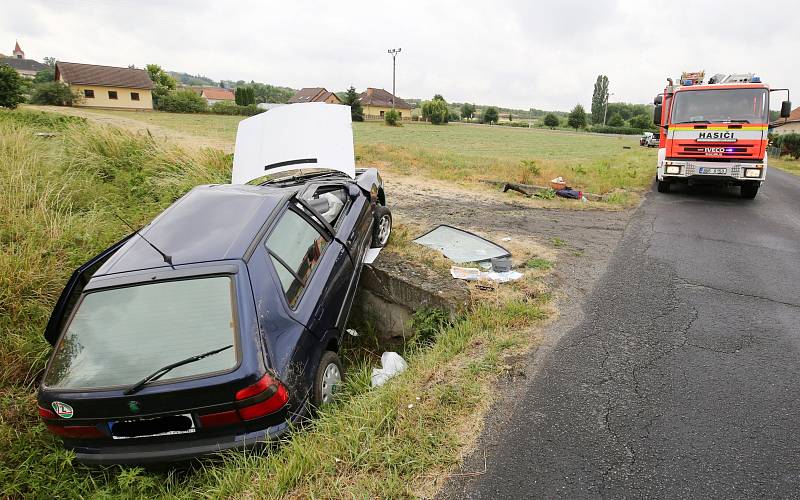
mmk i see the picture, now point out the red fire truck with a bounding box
[653,71,791,198]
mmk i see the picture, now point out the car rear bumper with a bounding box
[71,421,290,465]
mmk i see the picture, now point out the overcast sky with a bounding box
[2,0,797,111]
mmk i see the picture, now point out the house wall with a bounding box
[323,94,341,104]
[772,122,800,135]
[64,81,153,109]
[363,105,412,120]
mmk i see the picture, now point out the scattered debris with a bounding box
[501,237,512,242]
[363,247,381,264]
[500,180,605,202]
[555,188,582,199]
[371,352,408,387]
[450,266,523,283]
[35,132,57,138]
[451,266,482,281]
[413,225,510,263]
[491,256,512,272]
[346,328,359,337]
[550,176,567,190]
[485,270,523,283]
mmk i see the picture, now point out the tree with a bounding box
[483,106,499,124]
[235,86,256,106]
[0,63,24,109]
[29,81,78,106]
[146,64,176,109]
[422,95,449,125]
[33,67,55,83]
[607,112,625,127]
[628,113,651,130]
[591,75,609,124]
[384,109,400,126]
[508,113,513,122]
[543,113,560,128]
[567,104,587,130]
[43,56,56,67]
[460,102,476,120]
[343,86,364,122]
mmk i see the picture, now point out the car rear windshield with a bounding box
[671,88,768,124]
[43,276,238,390]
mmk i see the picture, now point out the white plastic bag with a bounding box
[371,352,408,387]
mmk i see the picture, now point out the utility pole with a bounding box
[603,91,614,125]
[387,48,401,108]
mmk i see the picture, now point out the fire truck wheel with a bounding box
[657,180,671,193]
[741,182,759,199]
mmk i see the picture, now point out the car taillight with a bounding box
[235,373,289,421]
[199,409,241,428]
[45,423,105,439]
[38,406,56,419]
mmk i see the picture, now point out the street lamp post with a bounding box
[387,48,401,108]
[603,91,614,125]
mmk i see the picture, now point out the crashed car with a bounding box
[36,103,392,465]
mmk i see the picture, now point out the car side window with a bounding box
[266,206,330,308]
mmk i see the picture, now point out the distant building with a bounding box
[199,87,235,105]
[55,62,153,110]
[358,88,412,121]
[288,87,342,104]
[772,107,800,135]
[0,41,47,78]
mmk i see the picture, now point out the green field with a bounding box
[70,108,657,199]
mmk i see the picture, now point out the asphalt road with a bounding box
[444,169,800,498]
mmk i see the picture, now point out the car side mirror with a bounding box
[781,100,792,118]
[653,94,663,106]
[653,105,662,126]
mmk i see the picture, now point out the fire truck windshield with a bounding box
[671,88,768,125]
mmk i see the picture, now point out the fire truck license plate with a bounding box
[699,167,727,175]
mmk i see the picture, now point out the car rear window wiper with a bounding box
[124,344,233,395]
[725,119,750,123]
[678,119,711,124]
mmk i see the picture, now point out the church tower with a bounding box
[13,41,24,59]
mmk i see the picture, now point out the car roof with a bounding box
[95,184,294,276]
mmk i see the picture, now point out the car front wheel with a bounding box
[371,205,392,248]
[312,351,343,407]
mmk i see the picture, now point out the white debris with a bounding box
[450,266,481,281]
[363,247,381,264]
[484,270,523,283]
[346,328,359,337]
[371,352,408,387]
[451,267,524,283]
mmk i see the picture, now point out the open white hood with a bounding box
[231,102,356,184]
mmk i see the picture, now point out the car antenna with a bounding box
[113,213,175,269]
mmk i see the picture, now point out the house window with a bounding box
[83,89,95,98]
[380,110,385,117]
[131,92,140,101]
[398,112,403,118]
[108,90,118,100]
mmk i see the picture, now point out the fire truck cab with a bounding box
[653,71,791,198]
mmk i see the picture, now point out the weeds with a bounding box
[526,258,554,270]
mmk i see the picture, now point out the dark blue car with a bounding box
[36,104,392,464]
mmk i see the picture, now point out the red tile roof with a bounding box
[14,41,22,53]
[288,87,341,104]
[358,88,411,109]
[55,62,153,89]
[200,87,235,101]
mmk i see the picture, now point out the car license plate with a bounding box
[698,167,727,175]
[110,413,196,440]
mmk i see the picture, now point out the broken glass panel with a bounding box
[412,225,510,263]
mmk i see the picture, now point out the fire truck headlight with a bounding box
[665,165,681,174]
[744,168,761,178]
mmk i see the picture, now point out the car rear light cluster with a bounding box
[38,406,105,439]
[199,373,289,428]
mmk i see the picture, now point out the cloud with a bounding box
[1,0,796,111]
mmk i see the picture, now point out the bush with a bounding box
[607,112,625,127]
[29,81,78,106]
[627,113,651,130]
[159,89,208,113]
[543,113,560,128]
[384,109,400,126]
[210,101,264,116]
[777,133,800,159]
[590,125,642,135]
[483,106,499,124]
[567,104,587,130]
[496,121,529,127]
[0,63,24,109]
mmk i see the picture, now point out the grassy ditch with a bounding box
[0,109,550,497]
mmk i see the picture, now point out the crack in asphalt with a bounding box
[677,279,800,309]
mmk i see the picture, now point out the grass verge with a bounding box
[1,109,550,497]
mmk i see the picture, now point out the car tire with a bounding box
[371,205,392,248]
[312,351,343,408]
[657,180,671,193]
[741,182,759,199]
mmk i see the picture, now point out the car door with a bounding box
[265,201,351,338]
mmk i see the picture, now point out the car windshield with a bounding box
[43,276,238,390]
[671,88,768,124]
